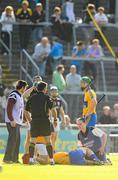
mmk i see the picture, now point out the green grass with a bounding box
[0,155,118,180]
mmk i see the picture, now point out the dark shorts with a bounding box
[30,118,51,137]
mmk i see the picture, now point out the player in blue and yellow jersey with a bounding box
[53,147,103,165]
[80,76,97,127]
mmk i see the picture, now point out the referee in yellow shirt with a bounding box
[80,76,97,127]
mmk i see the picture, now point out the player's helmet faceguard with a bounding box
[50,86,58,92]
[81,76,92,85]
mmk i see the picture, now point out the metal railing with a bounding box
[0,123,118,153]
[20,49,39,84]
[62,56,117,99]
[0,30,12,70]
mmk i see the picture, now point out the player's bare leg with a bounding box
[44,136,55,165]
[24,130,31,154]
[29,137,37,164]
[51,132,58,151]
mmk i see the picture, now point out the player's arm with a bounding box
[7,95,17,127]
[77,140,83,147]
[92,128,107,155]
[77,134,84,147]
[24,110,32,122]
[60,106,66,127]
[23,86,34,98]
[85,90,97,118]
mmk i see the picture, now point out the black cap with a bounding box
[37,81,47,91]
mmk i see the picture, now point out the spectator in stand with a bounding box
[62,0,75,23]
[32,37,51,77]
[98,106,116,124]
[16,1,32,49]
[65,65,82,121]
[31,3,45,43]
[49,37,64,71]
[51,6,73,43]
[52,64,66,92]
[35,0,46,10]
[65,65,81,92]
[84,3,96,24]
[94,7,108,46]
[84,38,104,80]
[113,104,118,124]
[50,7,63,40]
[0,6,16,55]
[72,41,87,74]
[83,4,96,42]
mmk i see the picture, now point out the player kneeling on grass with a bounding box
[76,117,112,165]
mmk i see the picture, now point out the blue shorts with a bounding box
[87,114,97,127]
[69,149,86,165]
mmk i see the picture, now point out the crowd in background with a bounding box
[0,0,117,124]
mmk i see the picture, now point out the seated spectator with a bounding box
[72,41,87,74]
[32,37,51,77]
[84,38,104,80]
[62,0,75,22]
[98,106,116,124]
[0,6,15,55]
[49,37,64,71]
[16,1,32,49]
[52,64,66,92]
[31,3,45,43]
[65,65,81,92]
[94,7,108,46]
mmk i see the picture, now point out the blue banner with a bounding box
[0,127,78,154]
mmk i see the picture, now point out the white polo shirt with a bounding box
[5,90,24,125]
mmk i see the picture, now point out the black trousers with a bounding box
[3,123,21,162]
[1,31,10,54]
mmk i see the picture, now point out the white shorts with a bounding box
[35,144,48,156]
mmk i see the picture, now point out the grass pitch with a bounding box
[0,155,118,180]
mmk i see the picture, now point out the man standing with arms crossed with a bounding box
[80,76,97,127]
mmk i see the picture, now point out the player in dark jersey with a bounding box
[26,81,55,165]
[76,117,111,164]
[24,75,42,154]
[49,86,66,150]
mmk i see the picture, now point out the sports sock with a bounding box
[29,143,35,158]
[90,154,99,161]
[46,144,53,159]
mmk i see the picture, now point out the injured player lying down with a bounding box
[24,136,104,165]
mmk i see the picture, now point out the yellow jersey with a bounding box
[83,88,97,116]
[53,152,70,165]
